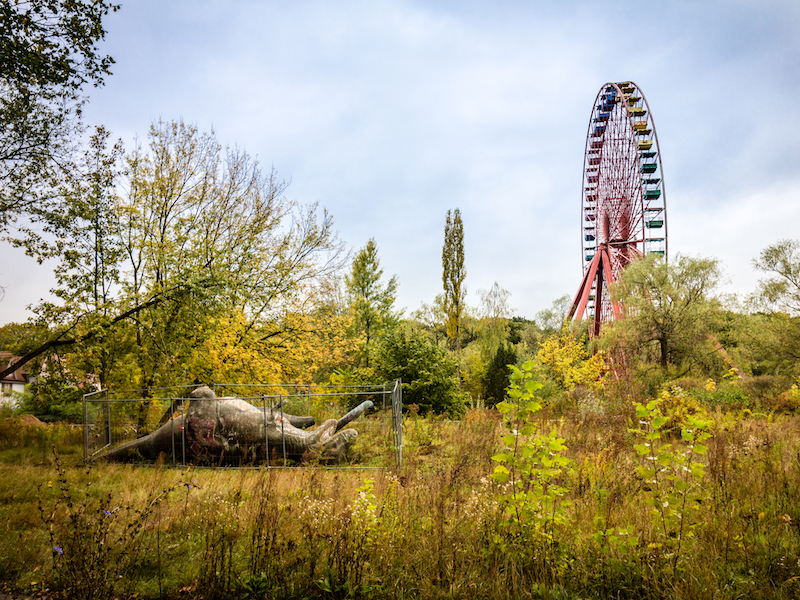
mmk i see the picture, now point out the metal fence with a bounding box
[83,380,403,469]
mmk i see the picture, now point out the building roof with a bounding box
[0,352,29,385]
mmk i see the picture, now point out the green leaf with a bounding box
[492,453,511,464]
[496,401,513,414]
[491,465,510,484]
[634,444,650,456]
[657,452,672,466]
[651,416,668,429]
[525,379,543,393]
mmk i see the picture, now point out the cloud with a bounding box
[1,0,799,324]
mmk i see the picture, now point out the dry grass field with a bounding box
[0,398,799,600]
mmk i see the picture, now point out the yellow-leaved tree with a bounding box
[535,332,605,391]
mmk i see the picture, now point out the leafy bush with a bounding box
[482,342,518,406]
[654,386,710,434]
[536,332,604,391]
[491,361,572,577]
[631,399,712,571]
[741,375,793,402]
[372,327,465,417]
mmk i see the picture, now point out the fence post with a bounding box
[382,383,387,435]
[181,397,186,467]
[280,395,287,467]
[392,379,403,469]
[170,399,176,468]
[268,394,272,469]
[105,395,111,447]
[83,392,89,464]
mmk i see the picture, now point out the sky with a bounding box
[1,0,799,324]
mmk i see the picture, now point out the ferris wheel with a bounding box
[568,81,667,336]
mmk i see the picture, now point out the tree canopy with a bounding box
[345,238,398,368]
[602,253,723,371]
[1,121,347,389]
[752,239,800,315]
[442,208,466,351]
[372,327,465,417]
[0,0,119,239]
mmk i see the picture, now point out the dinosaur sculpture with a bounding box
[94,386,373,464]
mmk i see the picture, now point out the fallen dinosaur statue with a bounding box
[93,385,373,464]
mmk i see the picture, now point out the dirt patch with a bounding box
[17,414,47,428]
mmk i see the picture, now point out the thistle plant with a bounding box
[37,450,178,600]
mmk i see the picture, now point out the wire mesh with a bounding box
[83,381,402,469]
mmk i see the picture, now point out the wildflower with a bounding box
[54,546,63,555]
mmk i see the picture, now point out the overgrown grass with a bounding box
[1,398,799,599]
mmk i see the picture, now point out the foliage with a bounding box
[736,263,800,376]
[652,385,710,434]
[491,361,572,574]
[372,327,465,417]
[483,342,518,406]
[475,281,512,356]
[8,120,346,397]
[752,239,800,315]
[536,331,604,391]
[410,293,447,347]
[534,294,572,339]
[0,0,119,239]
[631,395,712,571]
[3,404,800,599]
[442,208,466,352]
[603,253,724,371]
[37,452,180,600]
[345,238,398,368]
[0,322,50,354]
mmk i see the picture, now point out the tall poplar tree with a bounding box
[442,208,466,366]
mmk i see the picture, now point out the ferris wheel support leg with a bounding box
[593,258,605,338]
[569,251,603,321]
[600,245,623,321]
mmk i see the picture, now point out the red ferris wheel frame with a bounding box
[568,81,668,337]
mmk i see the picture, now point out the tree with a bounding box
[0,0,119,240]
[476,282,512,355]
[411,294,447,346]
[536,333,604,391]
[31,126,124,389]
[752,239,800,314]
[442,208,466,379]
[345,238,398,367]
[1,121,347,391]
[535,295,572,338]
[372,327,465,417]
[483,342,518,405]
[738,239,800,376]
[602,254,724,371]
